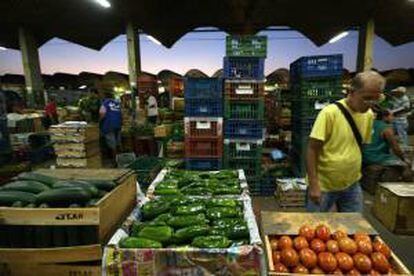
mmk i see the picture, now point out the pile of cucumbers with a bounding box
[119,196,250,249]
[154,170,241,196]
[0,172,117,208]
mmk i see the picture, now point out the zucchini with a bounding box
[84,180,116,191]
[53,181,99,197]
[138,226,173,242]
[119,237,162,248]
[1,181,50,194]
[11,201,24,207]
[0,191,36,206]
[36,187,92,207]
[16,172,57,187]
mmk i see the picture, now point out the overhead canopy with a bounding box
[1,0,413,50]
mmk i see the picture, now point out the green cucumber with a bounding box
[84,180,116,191]
[11,201,24,207]
[36,187,92,207]
[53,181,99,197]
[0,191,36,206]
[1,181,50,194]
[16,172,57,187]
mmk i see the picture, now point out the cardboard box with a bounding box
[373,183,414,234]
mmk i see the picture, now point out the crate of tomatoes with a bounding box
[261,212,411,275]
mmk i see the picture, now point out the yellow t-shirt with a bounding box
[308,99,374,192]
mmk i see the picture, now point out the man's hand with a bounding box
[309,178,321,205]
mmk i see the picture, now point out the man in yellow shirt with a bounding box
[307,71,386,212]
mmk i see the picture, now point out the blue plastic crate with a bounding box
[185,98,223,117]
[223,57,265,79]
[225,120,264,139]
[184,78,223,99]
[185,158,222,171]
[290,54,343,80]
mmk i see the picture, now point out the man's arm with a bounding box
[99,105,106,121]
[306,138,324,204]
[383,128,405,161]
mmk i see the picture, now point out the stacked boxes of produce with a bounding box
[51,121,101,168]
[103,169,263,275]
[223,35,267,194]
[184,78,223,170]
[290,54,344,176]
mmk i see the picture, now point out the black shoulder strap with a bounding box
[334,102,363,153]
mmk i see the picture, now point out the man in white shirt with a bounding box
[390,86,410,146]
[146,94,158,124]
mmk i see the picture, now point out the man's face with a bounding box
[352,83,382,113]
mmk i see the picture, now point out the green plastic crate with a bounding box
[224,139,263,160]
[226,35,267,57]
[291,78,343,99]
[224,99,264,120]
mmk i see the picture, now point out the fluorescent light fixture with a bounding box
[329,31,349,43]
[94,0,111,8]
[79,85,87,89]
[147,35,162,46]
[0,46,6,51]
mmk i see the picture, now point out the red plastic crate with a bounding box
[224,80,265,100]
[184,117,223,138]
[185,137,223,158]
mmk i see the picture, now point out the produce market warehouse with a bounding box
[0,0,414,275]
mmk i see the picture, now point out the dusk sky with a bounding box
[1,29,413,76]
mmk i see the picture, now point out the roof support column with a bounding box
[126,22,141,124]
[356,19,375,72]
[18,27,44,108]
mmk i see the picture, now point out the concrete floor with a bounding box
[252,193,414,272]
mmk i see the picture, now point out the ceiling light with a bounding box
[329,31,349,43]
[94,0,111,8]
[0,47,7,51]
[79,85,87,89]
[146,35,162,46]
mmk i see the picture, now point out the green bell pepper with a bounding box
[173,225,210,243]
[119,237,162,248]
[167,213,208,229]
[191,235,231,248]
[138,225,173,242]
[206,198,241,208]
[206,207,242,220]
[174,203,205,215]
[142,200,171,220]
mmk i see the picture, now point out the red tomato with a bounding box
[293,236,309,251]
[280,248,299,267]
[357,239,373,255]
[335,252,354,272]
[348,268,362,275]
[318,252,337,273]
[299,224,315,241]
[369,269,381,276]
[270,239,278,250]
[353,253,372,273]
[333,230,348,241]
[338,237,358,255]
[315,224,331,241]
[371,252,390,274]
[310,238,326,253]
[274,262,289,273]
[299,248,317,269]
[278,235,293,250]
[272,251,281,264]
[326,240,340,253]
[311,266,325,274]
[373,240,391,259]
[293,264,309,274]
[354,232,371,243]
[333,268,344,275]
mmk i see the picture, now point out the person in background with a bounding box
[100,91,122,164]
[306,71,385,212]
[146,93,158,124]
[44,96,58,128]
[362,108,412,185]
[389,86,410,146]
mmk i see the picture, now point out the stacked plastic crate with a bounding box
[223,35,267,195]
[184,78,223,170]
[290,54,344,176]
